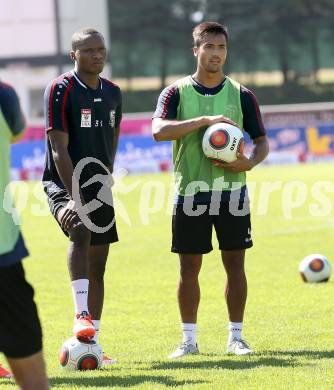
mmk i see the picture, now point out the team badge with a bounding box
[109,110,116,127]
[81,109,92,128]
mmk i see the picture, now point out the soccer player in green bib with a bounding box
[0,81,49,388]
[152,21,269,358]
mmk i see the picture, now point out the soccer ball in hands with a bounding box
[202,122,244,163]
[59,337,103,371]
[299,254,331,283]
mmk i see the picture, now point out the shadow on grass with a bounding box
[149,356,301,371]
[259,350,334,359]
[0,379,15,387]
[50,374,206,388]
[148,349,334,371]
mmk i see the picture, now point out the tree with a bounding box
[243,1,310,84]
[296,0,334,82]
[107,0,144,89]
[198,0,263,75]
[108,0,204,89]
[139,0,201,88]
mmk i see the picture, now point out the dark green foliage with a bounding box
[106,0,334,108]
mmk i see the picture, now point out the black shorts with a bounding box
[172,196,253,253]
[0,262,42,358]
[44,182,118,246]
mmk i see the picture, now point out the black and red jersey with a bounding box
[42,70,122,188]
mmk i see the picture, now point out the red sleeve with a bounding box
[44,76,74,133]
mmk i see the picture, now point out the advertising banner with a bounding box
[11,102,334,180]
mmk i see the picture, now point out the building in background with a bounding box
[0,0,110,127]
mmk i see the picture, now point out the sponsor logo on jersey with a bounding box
[109,110,116,127]
[81,109,92,127]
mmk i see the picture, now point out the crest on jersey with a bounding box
[109,110,116,127]
[225,104,237,119]
[81,109,91,128]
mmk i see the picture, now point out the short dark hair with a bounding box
[193,21,229,47]
[71,28,104,51]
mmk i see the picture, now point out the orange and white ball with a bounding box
[299,254,331,283]
[59,337,102,371]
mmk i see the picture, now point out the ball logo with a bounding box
[77,355,99,370]
[230,136,237,151]
[209,130,229,150]
[309,258,324,272]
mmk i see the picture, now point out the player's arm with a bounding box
[153,116,237,142]
[1,86,26,143]
[110,98,122,173]
[48,131,75,196]
[248,135,269,167]
[153,117,202,141]
[152,85,236,142]
[213,135,269,172]
[110,125,120,172]
[48,131,81,231]
[44,80,81,230]
[44,80,76,197]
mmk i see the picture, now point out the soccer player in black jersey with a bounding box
[152,22,269,358]
[43,28,122,364]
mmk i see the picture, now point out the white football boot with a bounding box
[168,342,199,359]
[227,338,253,355]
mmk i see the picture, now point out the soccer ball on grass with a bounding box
[59,337,103,371]
[299,254,331,283]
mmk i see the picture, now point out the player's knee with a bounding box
[69,223,91,246]
[225,264,246,279]
[180,261,201,278]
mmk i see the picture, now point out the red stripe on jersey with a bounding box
[161,87,176,119]
[101,77,119,88]
[48,79,58,131]
[61,78,74,132]
[0,81,14,90]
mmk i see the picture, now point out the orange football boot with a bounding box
[0,364,13,378]
[73,311,95,340]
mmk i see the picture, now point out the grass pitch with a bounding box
[2,163,334,389]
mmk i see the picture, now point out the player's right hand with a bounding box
[204,115,238,127]
[58,200,80,232]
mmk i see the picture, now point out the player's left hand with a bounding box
[212,152,255,172]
